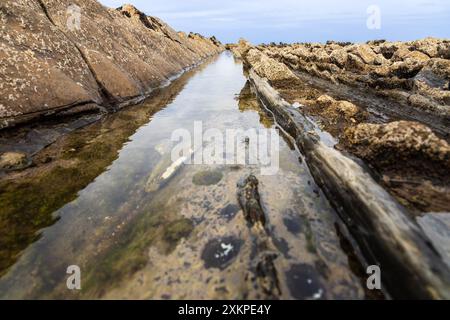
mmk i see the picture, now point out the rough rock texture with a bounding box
[245,69,450,298]
[315,95,368,135]
[343,121,449,167]
[342,121,450,212]
[0,0,223,129]
[0,152,28,170]
[245,48,297,83]
[236,40,450,213]
[258,38,450,120]
[229,38,252,59]
[240,45,368,137]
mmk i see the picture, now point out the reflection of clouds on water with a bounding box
[99,0,449,43]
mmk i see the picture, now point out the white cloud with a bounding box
[98,0,450,43]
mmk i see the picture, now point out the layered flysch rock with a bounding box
[259,38,450,121]
[233,39,450,299]
[234,39,450,214]
[0,0,223,129]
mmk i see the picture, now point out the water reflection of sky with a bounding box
[99,0,449,44]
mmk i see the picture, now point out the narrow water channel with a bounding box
[0,52,365,299]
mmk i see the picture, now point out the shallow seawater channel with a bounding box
[0,52,365,299]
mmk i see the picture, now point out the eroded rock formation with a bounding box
[261,38,450,119]
[0,0,223,129]
[234,39,450,213]
[342,121,450,212]
[235,39,450,299]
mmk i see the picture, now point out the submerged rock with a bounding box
[237,175,266,227]
[286,264,324,300]
[201,237,243,270]
[192,169,224,186]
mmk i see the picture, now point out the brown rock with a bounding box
[405,50,431,62]
[317,95,366,123]
[343,121,450,212]
[246,49,297,82]
[350,44,378,65]
[316,95,335,107]
[231,38,252,59]
[0,152,28,170]
[343,121,449,168]
[409,37,441,58]
[392,45,412,61]
[0,0,223,129]
[329,49,348,68]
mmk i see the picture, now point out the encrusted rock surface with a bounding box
[236,39,450,213]
[343,121,449,167]
[0,152,28,170]
[245,69,450,298]
[0,0,223,129]
[256,38,450,121]
[245,48,297,83]
[342,121,450,212]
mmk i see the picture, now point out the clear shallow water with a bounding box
[0,52,364,299]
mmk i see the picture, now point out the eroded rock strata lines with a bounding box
[0,0,223,129]
[232,39,450,299]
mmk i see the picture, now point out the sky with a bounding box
[98,0,450,44]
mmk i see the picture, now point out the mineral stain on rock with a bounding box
[219,204,240,221]
[201,237,243,270]
[286,264,324,300]
[283,215,303,235]
[192,170,224,186]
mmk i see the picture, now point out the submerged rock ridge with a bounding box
[0,0,223,129]
[233,39,450,299]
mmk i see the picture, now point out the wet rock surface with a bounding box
[0,67,202,279]
[201,237,243,270]
[241,52,450,299]
[219,204,240,222]
[0,0,223,129]
[418,213,450,267]
[237,175,266,227]
[192,169,224,186]
[286,264,324,300]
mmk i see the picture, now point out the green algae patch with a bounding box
[163,219,195,252]
[0,163,115,277]
[0,68,199,288]
[81,208,195,297]
[0,108,161,277]
[192,170,223,186]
